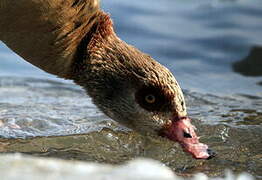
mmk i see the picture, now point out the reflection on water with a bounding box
[0,77,261,178]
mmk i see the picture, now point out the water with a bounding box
[0,0,261,179]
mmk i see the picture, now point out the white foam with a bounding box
[0,154,254,180]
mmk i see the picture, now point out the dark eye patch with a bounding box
[135,85,170,112]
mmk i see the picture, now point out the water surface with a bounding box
[0,0,261,179]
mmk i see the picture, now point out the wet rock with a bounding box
[233,46,262,76]
[0,154,254,180]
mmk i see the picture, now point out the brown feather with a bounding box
[0,0,100,79]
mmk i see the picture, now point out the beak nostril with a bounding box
[183,131,192,138]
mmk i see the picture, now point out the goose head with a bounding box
[74,14,215,159]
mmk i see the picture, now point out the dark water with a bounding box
[0,0,262,179]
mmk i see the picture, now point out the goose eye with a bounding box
[135,85,169,112]
[145,94,156,104]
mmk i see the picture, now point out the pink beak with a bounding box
[164,117,215,159]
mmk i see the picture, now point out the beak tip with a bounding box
[206,148,216,160]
